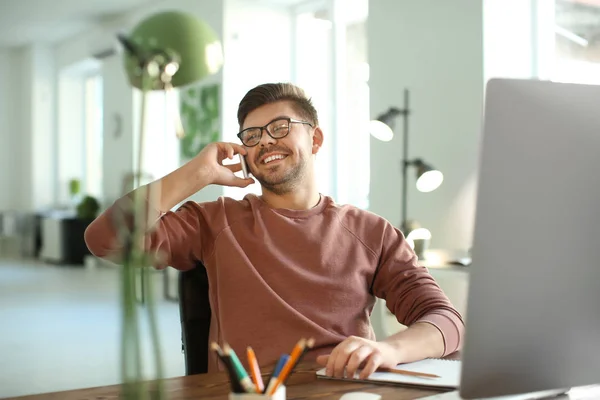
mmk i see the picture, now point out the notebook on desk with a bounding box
[316,358,461,390]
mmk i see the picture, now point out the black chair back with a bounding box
[178,263,211,375]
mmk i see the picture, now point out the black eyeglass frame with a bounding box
[236,117,314,147]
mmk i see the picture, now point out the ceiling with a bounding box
[0,0,161,48]
[2,0,599,52]
[0,0,316,48]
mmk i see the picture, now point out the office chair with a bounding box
[178,261,211,375]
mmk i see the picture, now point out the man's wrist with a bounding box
[380,321,445,363]
[381,330,410,362]
[157,161,211,212]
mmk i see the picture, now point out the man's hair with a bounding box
[237,83,319,128]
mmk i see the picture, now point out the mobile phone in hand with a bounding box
[240,154,250,179]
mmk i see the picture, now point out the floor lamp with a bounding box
[370,88,444,235]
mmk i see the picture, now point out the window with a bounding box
[552,0,600,84]
[340,16,370,209]
[293,7,335,198]
[133,88,181,189]
[57,60,103,206]
[292,0,369,207]
[83,74,103,199]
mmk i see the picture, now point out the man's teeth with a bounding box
[263,154,286,164]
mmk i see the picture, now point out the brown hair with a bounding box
[237,83,319,128]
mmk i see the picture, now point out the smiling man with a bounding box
[84,82,464,379]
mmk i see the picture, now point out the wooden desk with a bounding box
[5,362,452,400]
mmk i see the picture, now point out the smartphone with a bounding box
[240,154,250,179]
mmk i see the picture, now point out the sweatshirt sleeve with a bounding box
[84,192,217,271]
[371,221,465,356]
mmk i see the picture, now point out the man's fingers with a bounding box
[230,142,247,155]
[332,341,362,378]
[325,342,343,377]
[345,345,372,379]
[224,142,247,156]
[232,178,255,188]
[216,142,246,160]
[316,355,329,366]
[359,351,383,380]
[225,163,242,173]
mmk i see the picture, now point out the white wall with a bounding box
[0,45,56,212]
[15,48,34,210]
[368,0,484,252]
[30,45,57,210]
[0,49,14,210]
[1,44,56,212]
[5,50,24,211]
[101,56,135,206]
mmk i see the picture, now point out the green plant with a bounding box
[76,195,100,220]
[115,10,224,399]
[180,82,220,159]
[69,179,81,197]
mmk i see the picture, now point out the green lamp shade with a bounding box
[123,10,224,89]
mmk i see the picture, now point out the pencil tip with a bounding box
[306,338,315,347]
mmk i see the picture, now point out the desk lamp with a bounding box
[370,88,443,235]
[113,10,223,399]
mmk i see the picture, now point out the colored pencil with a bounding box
[377,366,440,379]
[210,342,245,393]
[268,338,307,395]
[246,346,265,393]
[223,343,257,393]
[263,354,289,394]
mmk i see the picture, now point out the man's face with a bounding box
[241,101,323,195]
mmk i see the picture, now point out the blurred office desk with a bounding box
[38,211,92,265]
[5,361,455,400]
[0,211,38,258]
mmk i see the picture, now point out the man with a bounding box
[85,82,464,380]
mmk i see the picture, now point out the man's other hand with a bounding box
[316,336,401,380]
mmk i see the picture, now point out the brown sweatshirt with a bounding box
[84,193,464,372]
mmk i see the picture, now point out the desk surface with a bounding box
[6,362,454,400]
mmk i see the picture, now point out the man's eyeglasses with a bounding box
[237,117,313,147]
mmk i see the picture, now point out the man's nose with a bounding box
[259,128,277,147]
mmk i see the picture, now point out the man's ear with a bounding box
[312,127,324,155]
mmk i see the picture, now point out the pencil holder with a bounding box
[228,385,286,400]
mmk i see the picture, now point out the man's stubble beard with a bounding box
[253,155,308,195]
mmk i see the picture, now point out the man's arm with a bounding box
[84,142,254,268]
[317,219,464,379]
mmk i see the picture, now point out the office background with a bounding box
[0,0,596,397]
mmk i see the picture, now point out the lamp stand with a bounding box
[375,90,441,238]
[400,88,411,234]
